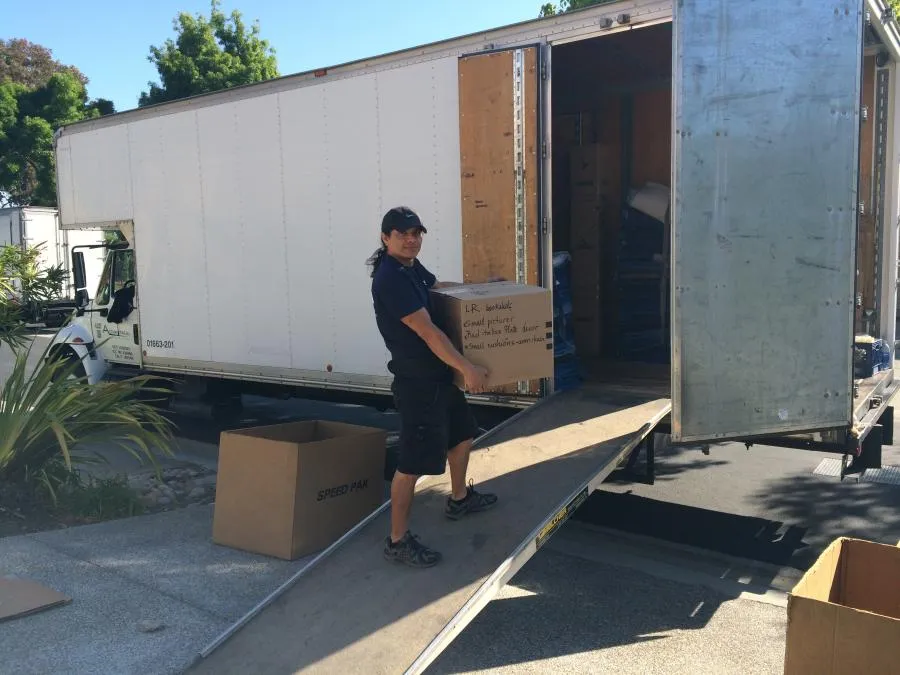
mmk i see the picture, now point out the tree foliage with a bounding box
[540,0,615,17]
[0,40,114,208]
[0,243,67,323]
[0,72,114,207]
[139,0,279,107]
[0,39,87,90]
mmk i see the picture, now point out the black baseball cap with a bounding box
[381,206,427,235]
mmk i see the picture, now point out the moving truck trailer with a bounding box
[50,0,900,465]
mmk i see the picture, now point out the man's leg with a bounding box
[384,378,444,568]
[446,439,473,501]
[444,386,498,520]
[390,471,418,542]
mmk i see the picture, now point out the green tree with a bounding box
[0,40,114,208]
[0,72,113,207]
[0,39,87,90]
[139,0,279,107]
[539,0,615,17]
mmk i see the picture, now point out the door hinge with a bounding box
[862,105,869,122]
[542,140,547,160]
[541,62,548,81]
[133,323,140,346]
[542,216,549,235]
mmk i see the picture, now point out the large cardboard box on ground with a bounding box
[784,537,900,674]
[212,420,386,561]
[430,282,553,389]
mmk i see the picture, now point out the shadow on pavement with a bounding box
[748,470,900,570]
[428,548,741,674]
[572,490,809,567]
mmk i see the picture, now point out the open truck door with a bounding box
[671,0,866,443]
[458,44,547,397]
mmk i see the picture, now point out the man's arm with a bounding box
[401,308,488,393]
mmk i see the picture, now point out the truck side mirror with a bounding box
[72,251,88,307]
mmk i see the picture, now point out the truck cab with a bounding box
[51,231,141,383]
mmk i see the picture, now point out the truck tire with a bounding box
[48,347,86,382]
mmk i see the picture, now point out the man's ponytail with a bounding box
[366,244,387,278]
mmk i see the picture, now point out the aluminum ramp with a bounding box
[189,387,671,675]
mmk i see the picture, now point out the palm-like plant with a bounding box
[0,340,175,484]
[0,244,175,491]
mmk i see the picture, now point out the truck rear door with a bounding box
[671,0,865,443]
[458,44,545,396]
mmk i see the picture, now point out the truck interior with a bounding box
[551,23,673,398]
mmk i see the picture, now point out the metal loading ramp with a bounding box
[190,388,672,675]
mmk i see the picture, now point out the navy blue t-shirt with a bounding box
[372,254,450,380]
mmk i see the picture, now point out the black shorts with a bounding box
[391,377,479,476]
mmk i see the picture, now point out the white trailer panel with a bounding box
[57,53,462,383]
[129,110,212,362]
[279,83,340,373]
[59,126,133,225]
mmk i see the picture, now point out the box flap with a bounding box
[792,537,844,602]
[839,539,900,620]
[431,282,547,300]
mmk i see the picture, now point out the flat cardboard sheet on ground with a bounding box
[0,576,71,622]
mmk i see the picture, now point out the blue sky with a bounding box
[6,0,543,113]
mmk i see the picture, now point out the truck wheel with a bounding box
[48,347,86,383]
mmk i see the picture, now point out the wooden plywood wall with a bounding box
[458,48,540,286]
[458,47,542,395]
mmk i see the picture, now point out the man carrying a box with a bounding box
[369,206,499,568]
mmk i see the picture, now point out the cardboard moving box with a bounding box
[430,282,553,389]
[212,420,387,560]
[784,537,900,674]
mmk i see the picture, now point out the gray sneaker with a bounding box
[383,531,442,568]
[445,480,498,520]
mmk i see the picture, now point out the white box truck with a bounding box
[0,206,105,326]
[48,0,900,467]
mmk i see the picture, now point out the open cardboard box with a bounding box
[212,420,387,561]
[784,537,900,673]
